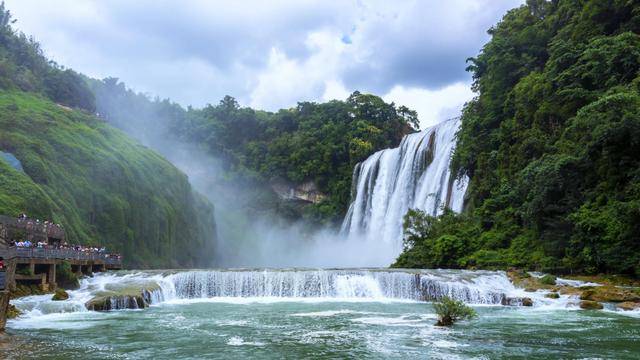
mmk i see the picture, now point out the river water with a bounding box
[4,269,640,359]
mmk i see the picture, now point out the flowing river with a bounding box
[3,268,640,359]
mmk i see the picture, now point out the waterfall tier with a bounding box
[341,118,468,258]
[156,269,513,305]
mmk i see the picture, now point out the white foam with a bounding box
[290,309,373,317]
[351,315,432,327]
[226,336,265,346]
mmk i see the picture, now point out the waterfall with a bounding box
[156,269,512,304]
[341,118,468,257]
[11,269,573,322]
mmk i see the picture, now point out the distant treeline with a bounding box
[90,79,418,225]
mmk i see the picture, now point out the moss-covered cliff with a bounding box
[0,91,217,268]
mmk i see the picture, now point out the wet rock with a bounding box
[506,269,554,291]
[579,300,603,310]
[545,292,560,299]
[7,304,22,319]
[10,284,50,299]
[85,286,158,311]
[579,286,640,303]
[52,288,69,301]
[617,302,640,311]
[558,286,583,296]
[86,294,148,311]
[502,297,533,306]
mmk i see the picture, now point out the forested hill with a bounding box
[395,0,640,276]
[0,4,216,268]
[90,80,418,226]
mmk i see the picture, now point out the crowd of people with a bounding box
[11,240,107,253]
[16,213,64,232]
[7,213,122,260]
[9,240,122,260]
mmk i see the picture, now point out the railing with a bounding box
[2,247,122,266]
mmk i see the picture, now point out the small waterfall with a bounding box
[341,118,469,257]
[158,269,512,304]
[8,269,553,323]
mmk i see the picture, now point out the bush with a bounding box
[57,260,79,289]
[539,274,557,285]
[433,296,477,326]
[15,267,33,276]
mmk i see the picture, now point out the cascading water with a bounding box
[161,269,512,304]
[10,269,520,318]
[341,118,469,258]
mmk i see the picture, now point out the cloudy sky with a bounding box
[6,0,522,128]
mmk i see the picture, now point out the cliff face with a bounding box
[271,180,326,204]
[0,91,217,269]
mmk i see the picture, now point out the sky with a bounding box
[6,0,522,128]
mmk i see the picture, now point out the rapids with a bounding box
[6,269,640,359]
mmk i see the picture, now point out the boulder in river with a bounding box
[85,285,159,311]
[86,294,148,311]
[579,300,603,310]
[52,288,70,301]
[545,292,560,299]
[579,286,640,303]
[501,297,533,306]
[617,302,640,311]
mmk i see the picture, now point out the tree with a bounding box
[433,296,477,326]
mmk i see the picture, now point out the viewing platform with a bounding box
[0,214,123,330]
[0,215,123,292]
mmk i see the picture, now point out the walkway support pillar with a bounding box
[47,263,56,290]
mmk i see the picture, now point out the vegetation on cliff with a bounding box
[395,0,640,276]
[0,4,216,268]
[90,78,418,225]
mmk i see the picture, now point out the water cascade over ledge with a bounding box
[10,269,523,317]
[341,118,469,260]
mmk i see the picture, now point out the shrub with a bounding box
[57,260,79,289]
[539,274,557,285]
[15,267,33,276]
[433,296,477,326]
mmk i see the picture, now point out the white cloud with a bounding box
[4,0,522,115]
[383,83,474,128]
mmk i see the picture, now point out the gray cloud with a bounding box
[5,0,523,111]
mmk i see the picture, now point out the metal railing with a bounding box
[2,247,122,266]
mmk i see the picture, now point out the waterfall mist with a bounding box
[93,83,467,268]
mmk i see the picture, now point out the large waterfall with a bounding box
[341,118,468,258]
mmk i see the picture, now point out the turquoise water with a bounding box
[4,270,640,359]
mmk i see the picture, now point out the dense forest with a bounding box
[90,79,417,226]
[0,4,217,268]
[395,0,640,276]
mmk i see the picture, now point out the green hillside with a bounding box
[395,0,640,275]
[0,92,217,268]
[0,4,217,268]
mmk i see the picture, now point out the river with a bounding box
[4,269,640,359]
